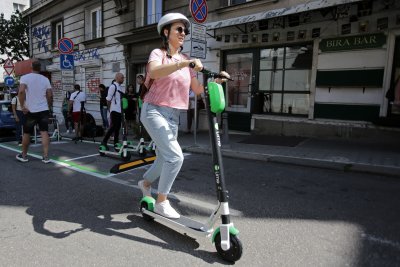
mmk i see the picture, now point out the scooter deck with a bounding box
[142,209,212,236]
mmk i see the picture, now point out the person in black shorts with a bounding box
[16,60,53,163]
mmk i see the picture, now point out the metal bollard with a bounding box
[221,112,230,148]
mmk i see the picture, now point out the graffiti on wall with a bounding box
[32,25,50,53]
[85,70,101,101]
[74,48,100,61]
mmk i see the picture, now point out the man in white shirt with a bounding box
[101,72,125,149]
[16,60,53,163]
[68,84,86,141]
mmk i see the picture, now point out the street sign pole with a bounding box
[58,38,75,95]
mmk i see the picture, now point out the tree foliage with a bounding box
[0,10,29,64]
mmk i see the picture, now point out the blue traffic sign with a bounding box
[60,54,74,70]
[58,37,74,54]
[4,76,15,87]
[190,0,208,24]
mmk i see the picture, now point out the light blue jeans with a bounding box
[140,102,184,194]
[100,106,109,128]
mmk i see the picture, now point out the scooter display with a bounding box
[139,67,243,262]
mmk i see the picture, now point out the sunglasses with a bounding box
[175,26,190,35]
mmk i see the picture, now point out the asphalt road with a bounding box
[0,140,400,267]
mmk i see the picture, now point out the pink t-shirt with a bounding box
[144,49,196,109]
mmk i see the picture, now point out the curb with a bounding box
[182,145,400,178]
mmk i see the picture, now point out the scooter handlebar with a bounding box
[189,62,233,81]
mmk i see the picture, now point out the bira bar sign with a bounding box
[320,33,386,52]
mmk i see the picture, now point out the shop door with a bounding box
[224,51,256,132]
[388,36,400,118]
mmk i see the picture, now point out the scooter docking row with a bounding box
[99,137,148,161]
[140,67,243,262]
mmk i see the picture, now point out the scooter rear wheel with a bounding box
[138,149,147,157]
[140,202,154,222]
[214,233,243,262]
[121,151,131,161]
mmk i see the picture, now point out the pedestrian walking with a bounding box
[98,84,109,130]
[101,73,125,149]
[68,84,86,141]
[137,13,229,219]
[186,89,195,134]
[11,90,25,145]
[136,74,145,121]
[125,84,137,130]
[16,59,53,163]
[61,91,73,134]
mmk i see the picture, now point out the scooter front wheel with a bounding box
[214,233,243,262]
[99,145,108,156]
[140,201,154,222]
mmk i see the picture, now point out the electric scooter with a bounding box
[140,67,243,262]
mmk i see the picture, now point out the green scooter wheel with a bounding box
[214,233,243,262]
[99,145,108,156]
[140,201,154,222]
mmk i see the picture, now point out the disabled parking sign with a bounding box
[60,54,74,70]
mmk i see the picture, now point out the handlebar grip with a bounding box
[189,62,233,81]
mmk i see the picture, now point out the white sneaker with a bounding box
[138,180,152,197]
[66,129,70,134]
[154,200,180,219]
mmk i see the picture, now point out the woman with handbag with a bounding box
[137,13,229,219]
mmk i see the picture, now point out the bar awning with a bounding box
[15,59,34,76]
[206,0,363,30]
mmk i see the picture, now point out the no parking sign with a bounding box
[190,0,208,24]
[58,37,74,54]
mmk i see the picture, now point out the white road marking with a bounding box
[361,232,400,250]
[64,153,100,161]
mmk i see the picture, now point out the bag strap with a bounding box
[110,83,119,104]
[73,91,80,100]
[144,51,166,94]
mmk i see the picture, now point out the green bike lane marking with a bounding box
[0,143,112,178]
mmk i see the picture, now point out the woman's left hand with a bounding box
[215,71,230,84]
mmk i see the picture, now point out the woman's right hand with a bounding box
[189,58,203,72]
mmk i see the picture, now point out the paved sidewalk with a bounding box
[57,123,400,177]
[177,131,400,178]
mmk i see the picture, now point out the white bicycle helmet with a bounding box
[157,13,190,35]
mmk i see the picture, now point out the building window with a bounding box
[13,3,26,12]
[146,0,162,25]
[258,44,313,115]
[135,0,162,27]
[91,7,102,39]
[85,6,102,40]
[52,21,63,48]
